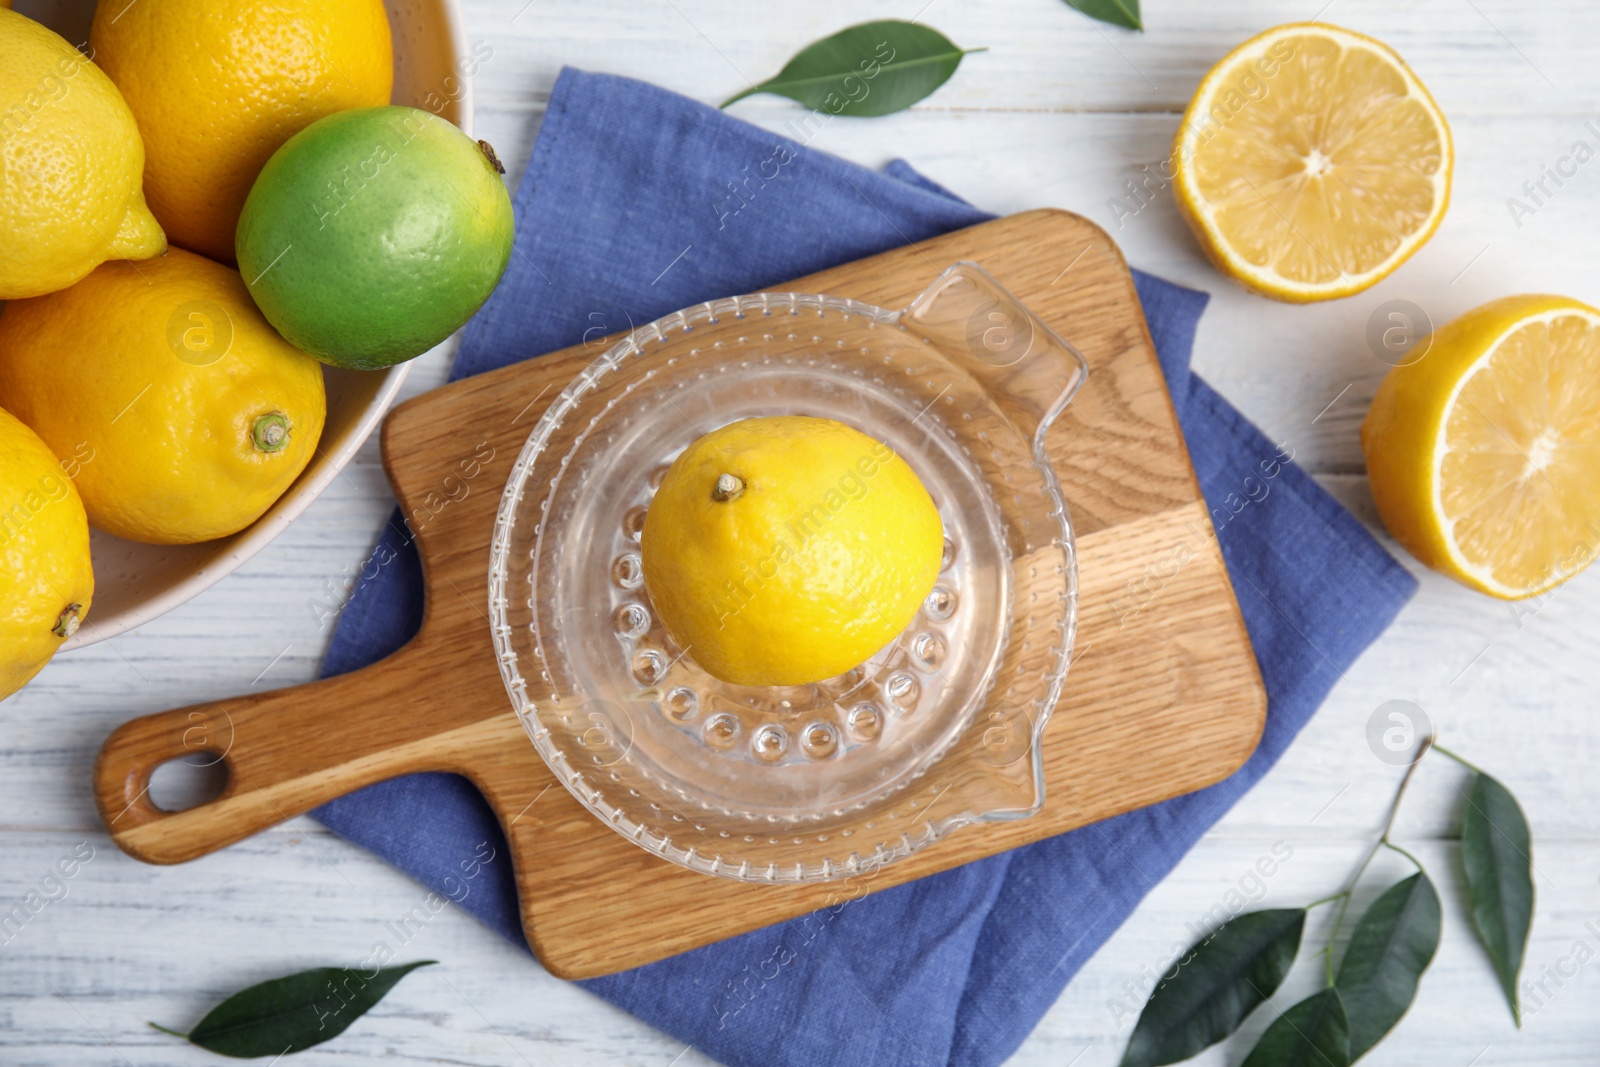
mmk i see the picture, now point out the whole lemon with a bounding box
[0,248,327,545]
[90,0,393,264]
[0,9,165,299]
[0,406,94,702]
[236,107,515,370]
[641,416,944,687]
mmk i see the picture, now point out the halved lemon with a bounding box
[1363,295,1600,599]
[1172,23,1452,303]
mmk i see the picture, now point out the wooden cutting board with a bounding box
[94,210,1266,979]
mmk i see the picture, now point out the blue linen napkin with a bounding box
[312,68,1417,1066]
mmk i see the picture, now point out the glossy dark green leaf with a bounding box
[1062,0,1143,31]
[1241,988,1350,1067]
[152,961,435,1058]
[721,21,981,117]
[1461,772,1534,1026]
[1334,872,1442,1061]
[1120,909,1304,1067]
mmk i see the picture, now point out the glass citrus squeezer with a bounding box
[488,263,1087,883]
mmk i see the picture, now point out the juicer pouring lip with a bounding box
[899,261,1089,448]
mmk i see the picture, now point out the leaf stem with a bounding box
[1324,733,1434,984]
[1383,839,1425,871]
[1377,734,1434,842]
[1304,892,1347,910]
[148,1022,189,1039]
[1314,942,1336,981]
[1430,741,1484,775]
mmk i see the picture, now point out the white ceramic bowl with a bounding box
[22,0,475,649]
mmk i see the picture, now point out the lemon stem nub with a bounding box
[53,604,81,639]
[712,473,744,502]
[252,412,291,453]
[477,139,506,175]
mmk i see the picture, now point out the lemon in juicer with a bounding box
[641,415,945,687]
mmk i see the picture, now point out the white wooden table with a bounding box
[5,1,1599,1063]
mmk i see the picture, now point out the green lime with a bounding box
[236,106,514,370]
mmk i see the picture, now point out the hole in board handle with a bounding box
[148,753,229,813]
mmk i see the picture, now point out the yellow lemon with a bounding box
[1363,295,1600,599]
[1172,23,1451,302]
[641,416,944,687]
[0,9,164,299]
[90,0,393,264]
[0,406,93,702]
[0,247,327,545]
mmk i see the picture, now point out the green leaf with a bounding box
[1460,771,1534,1026]
[721,21,982,118]
[153,961,435,1058]
[1334,872,1442,1061]
[1120,909,1304,1067]
[1241,988,1350,1067]
[1062,0,1143,31]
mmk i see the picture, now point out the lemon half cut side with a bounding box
[1363,295,1600,599]
[1173,23,1452,303]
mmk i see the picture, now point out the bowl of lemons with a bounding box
[0,0,505,697]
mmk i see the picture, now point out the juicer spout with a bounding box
[899,261,1089,451]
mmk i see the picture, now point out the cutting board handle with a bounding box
[93,646,461,864]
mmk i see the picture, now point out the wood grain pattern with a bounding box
[92,209,1265,978]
